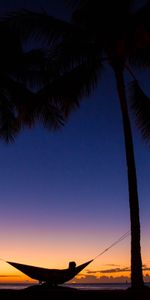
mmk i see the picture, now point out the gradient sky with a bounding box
[0,0,150,284]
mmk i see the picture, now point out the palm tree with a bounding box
[3,0,150,288]
[0,20,64,142]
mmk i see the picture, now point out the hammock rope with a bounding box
[93,230,130,261]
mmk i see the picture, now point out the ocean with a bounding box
[0,283,150,290]
[66,282,150,290]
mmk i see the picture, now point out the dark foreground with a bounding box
[0,284,150,300]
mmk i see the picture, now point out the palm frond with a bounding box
[128,2,150,67]
[37,59,102,117]
[134,1,150,35]
[0,90,21,143]
[129,48,150,68]
[0,22,22,71]
[71,0,132,36]
[0,75,37,128]
[64,0,81,10]
[0,75,64,133]
[52,28,102,73]
[12,49,53,89]
[129,80,150,141]
[1,10,80,45]
[36,101,64,130]
[128,24,150,68]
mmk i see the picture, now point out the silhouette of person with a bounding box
[69,261,76,270]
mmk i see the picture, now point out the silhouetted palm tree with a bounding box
[3,0,150,289]
[0,21,64,142]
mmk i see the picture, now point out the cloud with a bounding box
[86,264,150,275]
[102,264,120,267]
[71,264,150,283]
[70,274,130,283]
[70,273,150,284]
[143,267,150,271]
[99,267,130,274]
[86,267,130,274]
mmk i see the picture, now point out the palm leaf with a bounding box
[0,75,37,128]
[71,0,133,38]
[0,22,22,71]
[134,1,150,35]
[0,75,64,132]
[129,48,150,67]
[1,10,80,45]
[37,59,102,117]
[128,2,150,67]
[35,101,64,130]
[52,28,102,72]
[129,80,150,141]
[0,90,20,143]
[12,49,54,89]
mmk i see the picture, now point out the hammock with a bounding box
[6,231,129,285]
[6,259,93,284]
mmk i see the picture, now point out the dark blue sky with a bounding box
[0,0,150,281]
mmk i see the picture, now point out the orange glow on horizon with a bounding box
[0,227,149,284]
[0,255,149,284]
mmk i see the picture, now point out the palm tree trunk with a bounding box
[114,68,144,289]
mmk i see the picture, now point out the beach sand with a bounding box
[0,284,150,300]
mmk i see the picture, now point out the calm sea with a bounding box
[0,283,150,290]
